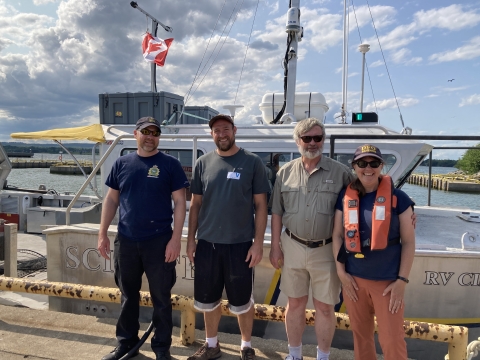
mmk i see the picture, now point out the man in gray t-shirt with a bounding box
[187,114,270,360]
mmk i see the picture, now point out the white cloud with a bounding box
[33,0,57,5]
[389,48,422,65]
[414,5,480,31]
[268,1,279,15]
[365,97,419,111]
[364,5,480,56]
[348,5,397,30]
[425,94,439,98]
[370,60,384,67]
[430,36,480,63]
[459,94,480,107]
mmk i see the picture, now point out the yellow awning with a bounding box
[10,124,106,143]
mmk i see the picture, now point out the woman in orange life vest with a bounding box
[331,144,415,360]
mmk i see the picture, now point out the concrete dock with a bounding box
[0,305,365,360]
[408,173,480,192]
[0,233,435,360]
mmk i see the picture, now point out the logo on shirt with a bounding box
[148,165,160,178]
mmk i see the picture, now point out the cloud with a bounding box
[33,0,57,5]
[365,4,480,65]
[414,5,480,31]
[459,94,480,107]
[370,60,384,67]
[268,1,279,15]
[348,5,397,30]
[0,37,13,51]
[0,0,268,133]
[389,48,422,65]
[430,36,480,63]
[249,39,278,51]
[365,97,419,111]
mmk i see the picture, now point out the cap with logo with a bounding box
[136,117,161,132]
[209,114,234,129]
[352,144,383,162]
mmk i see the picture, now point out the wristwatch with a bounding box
[397,276,409,283]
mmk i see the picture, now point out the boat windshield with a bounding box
[394,154,425,188]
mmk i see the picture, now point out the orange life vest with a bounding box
[343,175,397,253]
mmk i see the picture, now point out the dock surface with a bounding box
[0,304,370,360]
[0,233,419,360]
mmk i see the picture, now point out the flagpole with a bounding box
[130,2,172,93]
[151,21,158,92]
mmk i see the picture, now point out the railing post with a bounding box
[446,333,468,360]
[180,304,196,346]
[4,223,18,278]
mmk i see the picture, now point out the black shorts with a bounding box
[193,239,254,314]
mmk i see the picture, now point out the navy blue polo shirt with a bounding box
[335,187,414,280]
[106,151,189,241]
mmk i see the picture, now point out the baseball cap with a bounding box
[135,117,161,131]
[209,114,234,129]
[352,144,383,162]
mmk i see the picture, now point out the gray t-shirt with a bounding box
[190,148,271,244]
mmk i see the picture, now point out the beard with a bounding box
[215,136,235,152]
[138,138,159,153]
[299,144,323,159]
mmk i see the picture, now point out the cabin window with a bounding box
[254,152,293,188]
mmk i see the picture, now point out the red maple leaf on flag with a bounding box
[142,33,173,67]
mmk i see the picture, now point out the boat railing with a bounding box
[66,132,480,224]
[0,276,471,360]
[330,134,480,205]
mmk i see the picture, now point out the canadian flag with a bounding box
[142,33,173,67]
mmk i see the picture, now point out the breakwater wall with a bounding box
[9,160,98,175]
[408,174,480,192]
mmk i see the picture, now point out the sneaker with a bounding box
[101,344,139,360]
[240,347,256,360]
[187,341,222,360]
[156,350,171,360]
[284,355,303,360]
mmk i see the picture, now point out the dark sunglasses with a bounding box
[300,135,323,143]
[139,128,161,137]
[354,160,382,168]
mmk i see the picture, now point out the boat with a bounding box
[1,1,480,359]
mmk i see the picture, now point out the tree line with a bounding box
[455,144,480,174]
[420,159,457,167]
[3,143,99,155]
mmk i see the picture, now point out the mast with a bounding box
[358,43,370,112]
[340,0,349,123]
[280,0,302,124]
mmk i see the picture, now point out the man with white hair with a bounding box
[269,118,353,360]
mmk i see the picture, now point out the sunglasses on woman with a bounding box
[300,135,323,143]
[139,128,161,137]
[354,160,382,168]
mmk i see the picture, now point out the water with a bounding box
[5,154,101,196]
[4,157,480,210]
[401,166,480,211]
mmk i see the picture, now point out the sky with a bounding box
[1,0,480,159]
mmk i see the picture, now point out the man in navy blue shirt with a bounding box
[98,116,189,360]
